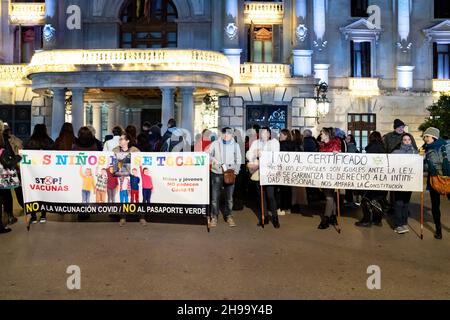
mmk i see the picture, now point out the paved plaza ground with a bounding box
[0,192,449,300]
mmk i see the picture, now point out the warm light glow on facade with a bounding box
[8,2,45,26]
[432,79,450,93]
[26,49,234,78]
[244,1,284,25]
[348,77,380,96]
[238,63,291,85]
[0,65,30,87]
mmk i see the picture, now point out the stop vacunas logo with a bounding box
[30,176,70,192]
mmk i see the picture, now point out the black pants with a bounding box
[0,189,14,218]
[256,183,278,220]
[429,185,442,230]
[279,186,292,211]
[393,191,412,227]
[0,192,8,231]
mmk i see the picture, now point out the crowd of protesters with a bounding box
[0,117,448,240]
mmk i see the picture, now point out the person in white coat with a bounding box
[246,127,281,228]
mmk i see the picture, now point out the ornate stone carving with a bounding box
[43,24,56,43]
[224,23,238,40]
[296,24,308,42]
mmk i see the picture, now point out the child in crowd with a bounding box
[95,167,108,203]
[140,166,153,203]
[79,167,95,203]
[130,168,140,203]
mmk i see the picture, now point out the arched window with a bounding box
[120,0,178,48]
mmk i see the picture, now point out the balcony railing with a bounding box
[348,77,380,96]
[9,2,46,26]
[25,49,234,78]
[0,64,29,87]
[239,63,291,85]
[432,79,450,93]
[244,1,284,25]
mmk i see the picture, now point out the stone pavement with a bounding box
[0,192,449,300]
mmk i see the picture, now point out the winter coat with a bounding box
[303,136,318,152]
[209,139,242,175]
[392,143,418,155]
[424,138,449,176]
[280,140,296,152]
[319,138,341,153]
[365,142,385,154]
[346,142,359,154]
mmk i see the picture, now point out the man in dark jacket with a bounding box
[383,119,418,153]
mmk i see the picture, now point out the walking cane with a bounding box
[336,189,342,234]
[260,184,265,229]
[420,191,424,240]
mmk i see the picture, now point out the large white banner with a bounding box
[20,151,210,218]
[260,152,424,192]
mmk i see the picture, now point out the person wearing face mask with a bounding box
[246,127,281,228]
[317,128,341,230]
[391,133,419,234]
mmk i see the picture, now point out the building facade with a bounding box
[0,0,449,150]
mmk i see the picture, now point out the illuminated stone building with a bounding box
[1,0,450,149]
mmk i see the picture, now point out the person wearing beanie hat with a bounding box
[423,127,440,140]
[423,127,449,240]
[383,118,418,153]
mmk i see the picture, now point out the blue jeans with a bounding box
[142,188,152,203]
[120,190,129,203]
[210,172,234,219]
[82,190,91,203]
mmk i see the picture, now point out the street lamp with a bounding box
[315,82,331,120]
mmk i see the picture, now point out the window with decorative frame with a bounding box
[120,0,178,49]
[347,113,376,152]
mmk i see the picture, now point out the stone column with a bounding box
[131,109,141,128]
[224,0,241,82]
[314,64,330,84]
[115,105,121,129]
[397,0,414,89]
[313,0,328,68]
[44,0,58,49]
[293,50,313,77]
[161,87,175,132]
[181,87,195,144]
[108,103,117,133]
[51,88,66,139]
[71,88,85,134]
[293,0,313,77]
[92,103,102,139]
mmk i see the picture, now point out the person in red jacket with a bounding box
[140,166,154,203]
[318,127,341,230]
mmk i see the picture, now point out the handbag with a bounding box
[0,141,22,170]
[430,176,450,195]
[219,141,236,185]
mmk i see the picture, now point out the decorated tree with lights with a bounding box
[419,94,450,139]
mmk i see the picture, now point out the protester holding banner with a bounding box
[355,131,387,228]
[392,133,419,234]
[24,124,55,224]
[278,129,295,215]
[317,128,341,230]
[113,133,143,226]
[344,134,359,209]
[247,127,280,228]
[423,127,449,240]
[383,119,418,154]
[208,127,241,228]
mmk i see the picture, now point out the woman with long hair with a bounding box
[125,125,138,148]
[55,122,76,151]
[72,126,98,151]
[317,127,341,229]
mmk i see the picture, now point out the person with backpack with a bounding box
[208,127,241,228]
[423,127,450,240]
[392,133,419,234]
